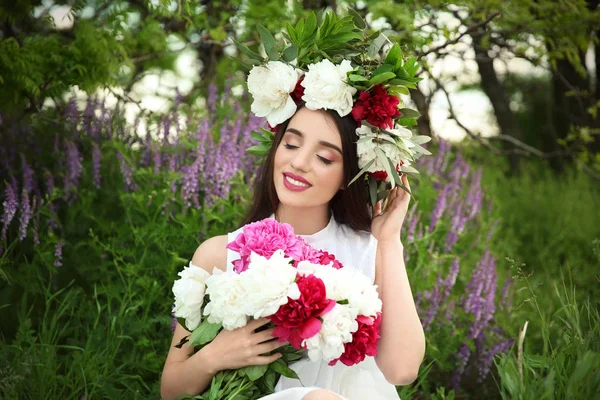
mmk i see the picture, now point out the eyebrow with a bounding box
[285,128,343,155]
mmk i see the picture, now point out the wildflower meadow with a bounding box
[1,1,600,399]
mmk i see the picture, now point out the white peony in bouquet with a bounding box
[171,218,383,399]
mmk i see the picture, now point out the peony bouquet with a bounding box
[172,219,382,399]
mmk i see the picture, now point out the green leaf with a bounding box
[397,117,418,127]
[271,358,300,380]
[375,147,395,188]
[398,108,421,118]
[246,144,271,157]
[240,364,268,381]
[385,43,403,66]
[369,176,378,206]
[257,24,278,61]
[232,39,262,61]
[282,45,298,62]
[388,79,416,88]
[189,320,222,346]
[347,8,366,30]
[348,74,369,82]
[368,33,388,58]
[348,158,375,186]
[389,86,410,96]
[371,64,393,76]
[369,72,396,86]
[386,156,402,187]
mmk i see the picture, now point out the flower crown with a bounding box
[235,10,432,206]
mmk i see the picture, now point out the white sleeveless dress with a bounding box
[226,215,400,400]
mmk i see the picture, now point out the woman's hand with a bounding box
[200,318,284,373]
[371,174,411,245]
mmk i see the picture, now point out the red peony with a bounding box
[269,274,336,348]
[329,313,382,366]
[367,162,405,182]
[351,85,401,129]
[368,170,388,181]
[290,77,305,104]
[268,124,279,133]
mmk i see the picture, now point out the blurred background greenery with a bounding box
[0,1,599,399]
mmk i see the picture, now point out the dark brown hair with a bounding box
[242,104,372,233]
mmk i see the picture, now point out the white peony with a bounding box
[247,61,303,126]
[296,261,382,317]
[172,262,211,331]
[303,303,359,362]
[241,250,301,319]
[203,268,249,330]
[301,59,357,117]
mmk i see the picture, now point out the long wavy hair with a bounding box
[242,104,372,233]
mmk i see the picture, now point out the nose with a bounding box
[290,148,311,172]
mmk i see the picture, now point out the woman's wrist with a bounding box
[377,236,404,250]
[191,343,220,376]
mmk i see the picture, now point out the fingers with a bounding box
[373,200,382,216]
[253,327,277,344]
[255,338,286,356]
[246,317,270,332]
[252,351,283,365]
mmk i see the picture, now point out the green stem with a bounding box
[217,371,238,400]
[224,377,253,400]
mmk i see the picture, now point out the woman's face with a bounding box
[273,107,345,210]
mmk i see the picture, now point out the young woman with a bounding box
[160,104,426,400]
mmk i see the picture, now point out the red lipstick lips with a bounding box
[283,172,312,192]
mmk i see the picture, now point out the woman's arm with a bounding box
[374,240,425,385]
[370,175,426,385]
[160,235,228,400]
[160,235,283,400]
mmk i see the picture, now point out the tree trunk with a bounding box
[471,33,524,171]
[410,87,432,138]
[550,51,593,169]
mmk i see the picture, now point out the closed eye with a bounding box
[284,143,333,165]
[318,155,333,165]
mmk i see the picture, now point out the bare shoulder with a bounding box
[190,234,229,273]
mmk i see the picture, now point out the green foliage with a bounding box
[496,256,600,399]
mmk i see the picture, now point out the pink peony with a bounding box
[227,219,304,273]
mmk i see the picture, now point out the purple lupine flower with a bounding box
[48,202,58,232]
[54,240,63,267]
[44,169,55,197]
[18,189,32,241]
[182,158,201,209]
[1,181,19,241]
[406,211,419,243]
[64,141,83,199]
[21,154,35,193]
[64,97,79,119]
[451,343,471,389]
[499,276,513,311]
[32,200,40,246]
[163,116,172,146]
[422,284,441,330]
[429,184,450,232]
[168,152,178,194]
[432,139,449,175]
[444,258,460,297]
[477,339,514,382]
[92,143,102,189]
[116,151,138,192]
[171,312,178,332]
[208,83,219,115]
[464,250,497,339]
